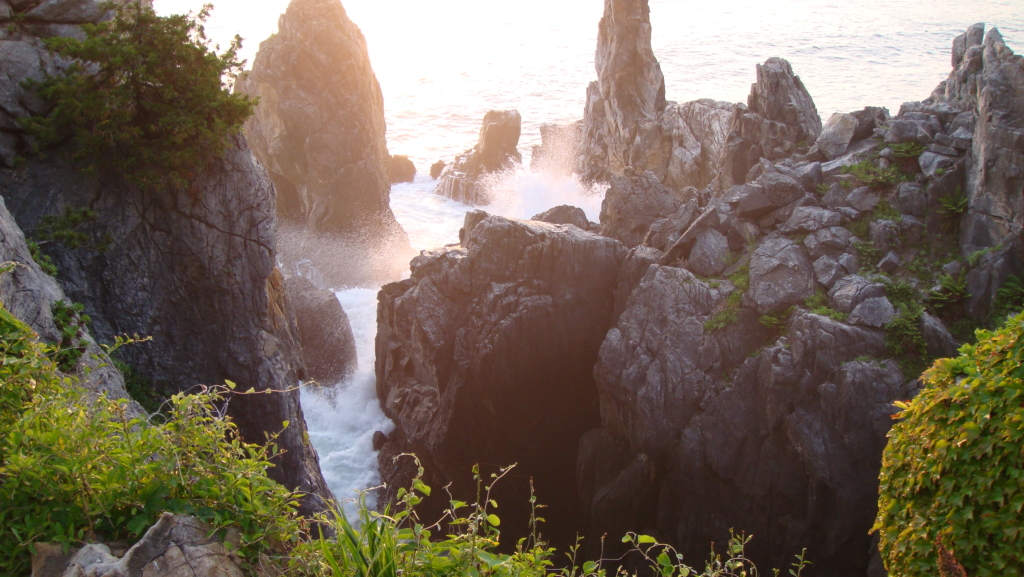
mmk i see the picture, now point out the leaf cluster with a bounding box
[875,312,1024,577]
[0,302,303,574]
[883,279,928,378]
[19,1,255,190]
[840,160,907,189]
[938,187,968,218]
[890,142,926,159]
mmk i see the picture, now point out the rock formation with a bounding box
[375,213,626,543]
[0,0,334,515]
[238,0,411,286]
[435,110,522,205]
[389,155,416,183]
[531,204,594,231]
[575,0,818,197]
[430,160,446,179]
[286,275,357,386]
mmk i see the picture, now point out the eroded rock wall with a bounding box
[238,0,410,286]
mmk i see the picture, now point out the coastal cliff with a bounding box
[238,0,412,287]
[0,0,333,515]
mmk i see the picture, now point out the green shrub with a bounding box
[803,292,847,322]
[938,187,968,218]
[991,275,1024,323]
[50,300,90,372]
[0,302,302,574]
[840,160,906,188]
[890,142,926,159]
[875,312,1024,577]
[704,291,742,332]
[883,279,929,377]
[873,199,902,223]
[19,1,255,190]
[27,240,58,276]
[927,273,969,313]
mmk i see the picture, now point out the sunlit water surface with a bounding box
[153,0,1023,508]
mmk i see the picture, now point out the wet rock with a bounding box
[600,170,684,248]
[285,275,357,386]
[238,0,410,286]
[430,160,446,179]
[828,276,886,314]
[436,110,522,205]
[813,112,858,159]
[531,205,591,230]
[848,296,896,328]
[746,236,815,314]
[688,228,730,277]
[376,215,627,543]
[389,155,416,183]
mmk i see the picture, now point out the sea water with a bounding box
[152,0,1023,509]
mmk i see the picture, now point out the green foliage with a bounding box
[873,199,902,223]
[727,262,750,292]
[875,313,1024,577]
[938,187,968,218]
[927,274,969,313]
[759,307,794,331]
[19,1,255,190]
[35,207,101,250]
[966,245,999,268]
[27,240,58,276]
[890,142,926,159]
[815,183,830,195]
[704,291,742,333]
[0,301,303,574]
[840,160,906,188]
[621,531,810,577]
[992,275,1024,322]
[853,240,883,269]
[884,302,928,378]
[113,359,164,416]
[847,217,870,239]
[803,292,847,322]
[50,300,90,372]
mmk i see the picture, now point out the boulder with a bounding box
[850,106,890,141]
[531,204,591,230]
[848,296,896,328]
[746,236,815,314]
[781,206,842,234]
[828,276,886,314]
[804,226,854,260]
[375,215,627,544]
[895,182,926,216]
[813,255,845,289]
[813,112,858,159]
[389,155,416,183]
[238,0,411,286]
[285,275,357,386]
[600,170,685,248]
[56,513,244,577]
[687,228,730,277]
[920,312,960,359]
[660,98,737,190]
[643,197,700,251]
[430,160,446,179]
[436,110,522,205]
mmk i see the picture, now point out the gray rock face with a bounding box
[531,204,591,230]
[285,275,357,386]
[238,0,410,286]
[848,296,896,328]
[0,196,140,416]
[576,0,666,183]
[436,110,522,205]
[375,214,627,543]
[746,236,815,314]
[813,112,858,159]
[1,138,332,515]
[660,98,737,190]
[600,170,685,248]
[55,513,243,577]
[781,206,842,234]
[587,263,907,574]
[688,228,730,277]
[920,312,960,359]
[828,276,886,314]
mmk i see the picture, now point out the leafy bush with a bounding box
[803,292,847,322]
[927,273,969,313]
[50,300,90,372]
[840,160,906,188]
[991,275,1024,323]
[704,291,742,332]
[938,187,968,218]
[890,142,926,159]
[27,240,58,276]
[20,1,254,190]
[873,199,902,223]
[883,279,928,377]
[0,302,302,574]
[875,312,1024,577]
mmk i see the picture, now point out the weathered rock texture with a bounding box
[435,110,522,205]
[925,24,1024,318]
[44,513,244,577]
[0,196,140,416]
[286,275,357,386]
[2,136,332,514]
[575,0,818,195]
[375,213,626,543]
[238,0,410,286]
